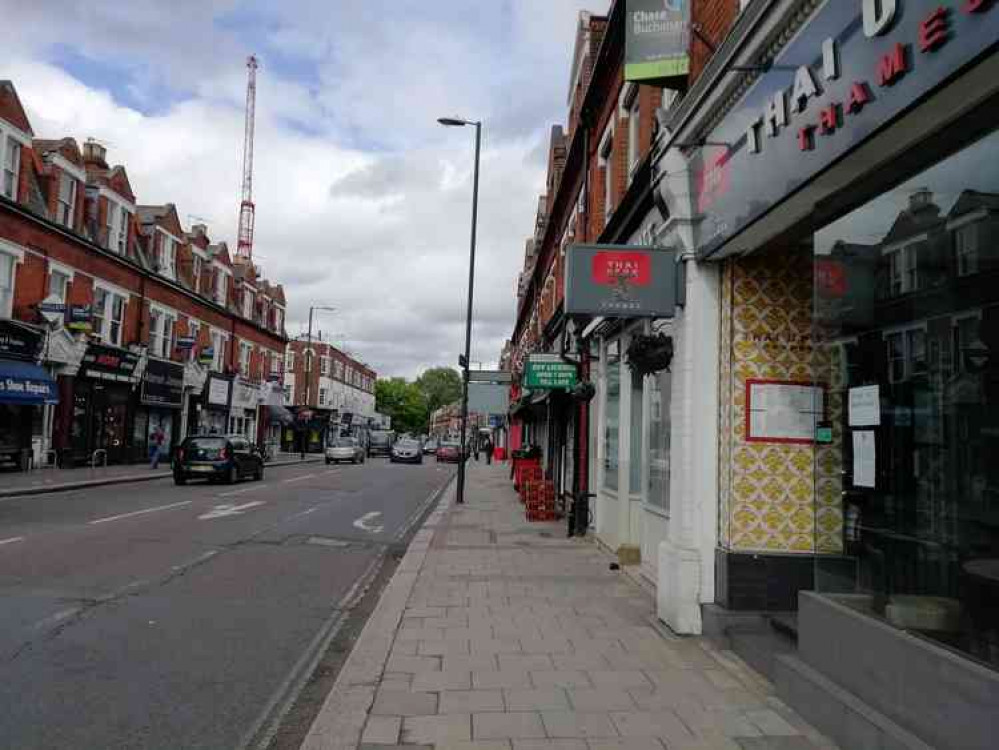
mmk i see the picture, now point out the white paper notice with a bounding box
[848,385,880,426]
[853,430,876,488]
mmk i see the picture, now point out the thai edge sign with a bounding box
[523,354,578,390]
[685,0,999,259]
[564,244,677,317]
[625,0,690,81]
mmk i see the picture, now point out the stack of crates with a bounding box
[518,465,542,504]
[525,479,556,522]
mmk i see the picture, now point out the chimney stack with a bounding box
[82,139,108,168]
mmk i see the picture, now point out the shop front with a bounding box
[228,377,260,444]
[0,320,58,470]
[70,343,140,465]
[659,1,999,747]
[133,357,183,463]
[197,373,231,436]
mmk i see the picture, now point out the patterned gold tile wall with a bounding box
[717,246,843,554]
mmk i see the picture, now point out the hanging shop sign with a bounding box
[141,358,184,408]
[80,343,139,383]
[625,0,690,81]
[564,244,678,317]
[198,346,215,366]
[206,375,231,407]
[66,305,93,333]
[683,0,999,259]
[231,378,259,411]
[0,320,44,362]
[523,354,578,390]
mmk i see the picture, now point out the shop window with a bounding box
[2,137,20,200]
[603,342,620,493]
[813,127,999,668]
[647,368,671,514]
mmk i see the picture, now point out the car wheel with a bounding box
[325,458,331,465]
[255,464,263,481]
[227,464,238,484]
[174,474,187,486]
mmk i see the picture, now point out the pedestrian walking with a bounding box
[149,425,166,469]
[483,436,494,465]
[473,438,480,462]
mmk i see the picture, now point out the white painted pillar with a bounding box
[617,331,633,550]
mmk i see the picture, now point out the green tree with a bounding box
[375,377,428,434]
[415,367,462,414]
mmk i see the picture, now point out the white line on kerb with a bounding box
[88,500,192,525]
[0,536,24,546]
[282,473,317,484]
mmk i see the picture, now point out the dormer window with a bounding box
[106,201,131,254]
[2,137,20,200]
[57,172,76,227]
[157,232,177,279]
[214,268,227,305]
[242,288,254,318]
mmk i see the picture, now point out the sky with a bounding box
[0,0,601,378]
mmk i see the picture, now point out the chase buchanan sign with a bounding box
[564,244,677,318]
[625,0,691,81]
[685,0,999,259]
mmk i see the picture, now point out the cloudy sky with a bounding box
[0,0,601,377]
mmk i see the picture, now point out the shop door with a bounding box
[91,386,129,464]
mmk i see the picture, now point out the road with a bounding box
[0,458,453,750]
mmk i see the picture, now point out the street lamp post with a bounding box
[438,116,481,505]
[301,304,337,459]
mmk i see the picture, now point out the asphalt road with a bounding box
[0,457,454,750]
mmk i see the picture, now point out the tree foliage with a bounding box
[375,377,428,434]
[415,367,462,414]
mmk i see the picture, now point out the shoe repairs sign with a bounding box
[564,244,678,318]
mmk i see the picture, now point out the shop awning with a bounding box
[0,360,58,405]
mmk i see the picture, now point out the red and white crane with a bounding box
[236,55,258,259]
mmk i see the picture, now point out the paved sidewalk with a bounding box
[300,462,839,750]
[0,452,322,498]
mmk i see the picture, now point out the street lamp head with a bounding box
[437,116,470,127]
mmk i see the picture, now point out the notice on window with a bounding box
[848,385,881,426]
[852,430,876,488]
[746,380,824,443]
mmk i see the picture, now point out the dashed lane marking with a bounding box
[282,473,318,484]
[0,536,25,546]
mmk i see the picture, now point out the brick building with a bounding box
[0,79,288,467]
[283,339,376,452]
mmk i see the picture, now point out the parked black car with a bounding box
[173,435,263,485]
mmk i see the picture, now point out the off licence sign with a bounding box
[524,355,577,389]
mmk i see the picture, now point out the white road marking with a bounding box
[217,484,268,498]
[287,506,320,521]
[32,606,81,630]
[198,500,266,520]
[282,473,317,484]
[89,501,192,525]
[0,536,24,546]
[352,511,384,534]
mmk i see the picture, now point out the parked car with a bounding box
[368,429,394,457]
[390,438,423,464]
[174,435,263,485]
[326,436,365,465]
[422,438,438,455]
[436,441,464,464]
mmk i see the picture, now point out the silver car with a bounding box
[325,437,365,464]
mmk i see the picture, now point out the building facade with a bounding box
[0,80,288,467]
[283,338,376,452]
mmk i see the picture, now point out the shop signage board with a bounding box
[231,378,259,411]
[67,305,93,332]
[0,320,44,362]
[0,360,57,405]
[141,358,184,408]
[199,346,215,366]
[207,375,231,406]
[523,354,578,390]
[625,0,690,81]
[81,343,139,383]
[683,0,999,259]
[565,244,678,317]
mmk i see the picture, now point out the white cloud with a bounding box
[0,0,605,377]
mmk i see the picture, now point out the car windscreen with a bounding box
[396,440,419,449]
[184,438,226,459]
[332,438,355,447]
